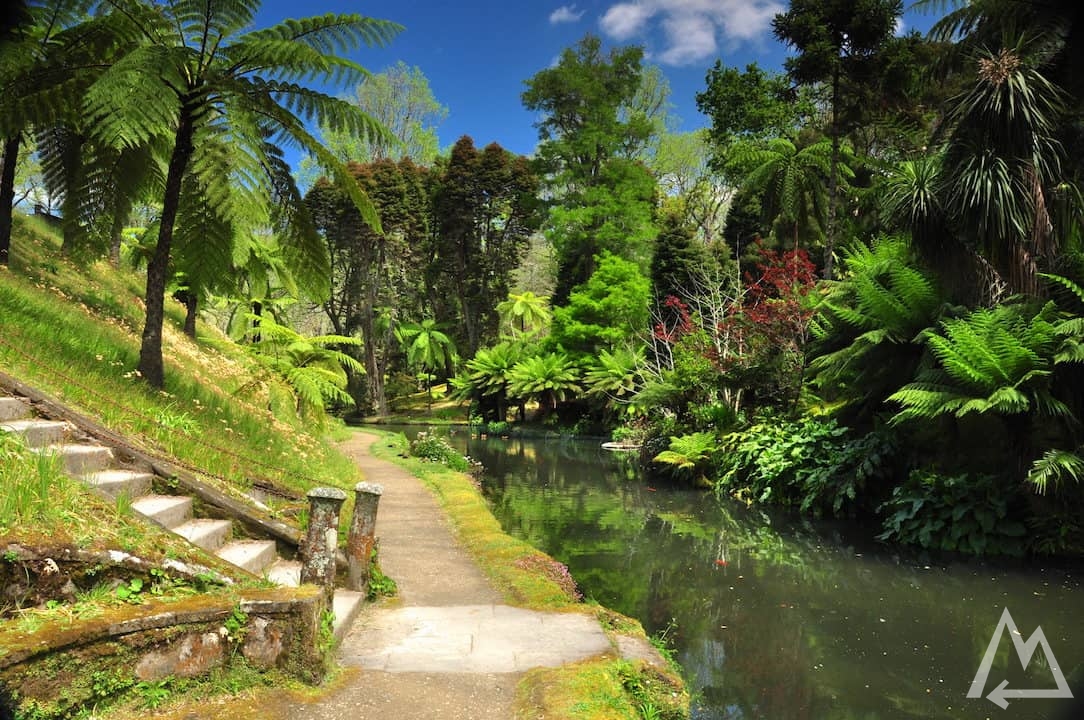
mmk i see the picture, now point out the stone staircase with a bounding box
[0,393,363,639]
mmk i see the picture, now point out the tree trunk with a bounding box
[182,291,197,338]
[251,300,262,343]
[138,114,195,389]
[823,66,841,281]
[0,134,21,266]
[358,300,388,416]
[109,199,130,269]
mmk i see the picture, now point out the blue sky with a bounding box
[258,1,942,161]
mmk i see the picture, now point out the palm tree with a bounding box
[507,352,581,419]
[462,341,525,421]
[82,1,400,388]
[0,0,119,265]
[939,37,1066,297]
[497,291,551,337]
[397,318,457,407]
[730,138,842,257]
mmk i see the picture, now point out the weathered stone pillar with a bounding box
[300,487,346,597]
[346,482,383,593]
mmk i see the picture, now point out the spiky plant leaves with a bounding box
[244,314,363,417]
[1028,449,1084,495]
[808,237,946,422]
[653,432,719,471]
[80,2,400,387]
[889,300,1084,424]
[507,352,581,413]
[583,347,642,400]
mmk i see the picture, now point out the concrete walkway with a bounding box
[279,431,617,720]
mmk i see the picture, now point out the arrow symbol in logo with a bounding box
[968,607,1074,710]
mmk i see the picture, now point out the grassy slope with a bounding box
[0,215,363,529]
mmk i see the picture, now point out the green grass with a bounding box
[1,214,363,516]
[0,433,70,530]
[363,429,689,720]
[367,429,580,609]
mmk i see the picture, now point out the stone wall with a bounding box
[0,587,327,717]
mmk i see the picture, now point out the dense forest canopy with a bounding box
[3,0,1084,555]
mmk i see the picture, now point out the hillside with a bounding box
[0,214,369,717]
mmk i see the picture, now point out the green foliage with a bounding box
[715,417,897,516]
[507,352,582,416]
[431,136,541,355]
[409,431,473,473]
[302,60,448,173]
[888,300,1080,423]
[653,432,719,482]
[550,252,651,355]
[522,34,659,303]
[695,62,810,151]
[728,137,842,248]
[809,237,947,421]
[877,469,1027,556]
[245,315,364,419]
[583,347,644,410]
[497,291,551,339]
[1028,449,1084,495]
[79,2,401,387]
[0,434,80,532]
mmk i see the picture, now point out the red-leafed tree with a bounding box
[718,241,819,407]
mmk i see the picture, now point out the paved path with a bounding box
[281,431,616,720]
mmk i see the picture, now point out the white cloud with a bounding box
[600,3,654,40]
[894,17,906,36]
[599,0,786,66]
[549,4,585,24]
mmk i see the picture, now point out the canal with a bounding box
[388,427,1083,719]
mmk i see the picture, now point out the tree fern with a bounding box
[888,301,1081,423]
[80,1,401,387]
[808,237,946,422]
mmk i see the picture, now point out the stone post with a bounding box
[345,482,383,593]
[300,487,346,597]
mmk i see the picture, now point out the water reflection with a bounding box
[382,428,1084,719]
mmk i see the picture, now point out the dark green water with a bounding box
[387,427,1084,719]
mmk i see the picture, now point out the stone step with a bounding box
[40,444,114,475]
[0,419,70,448]
[217,540,278,574]
[0,397,31,421]
[265,559,301,587]
[174,518,233,552]
[81,470,155,499]
[332,590,365,642]
[131,494,193,529]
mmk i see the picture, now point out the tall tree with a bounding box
[772,0,903,279]
[695,62,809,152]
[298,60,447,184]
[430,136,540,355]
[522,34,658,304]
[0,0,119,265]
[84,1,399,388]
[307,157,431,414]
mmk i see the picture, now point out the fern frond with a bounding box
[1028,449,1084,495]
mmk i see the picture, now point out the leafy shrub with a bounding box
[714,416,896,516]
[409,432,474,473]
[654,432,720,483]
[877,469,1027,556]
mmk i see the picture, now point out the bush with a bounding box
[714,416,896,516]
[408,432,475,473]
[877,469,1028,556]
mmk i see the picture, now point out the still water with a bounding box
[387,427,1083,719]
